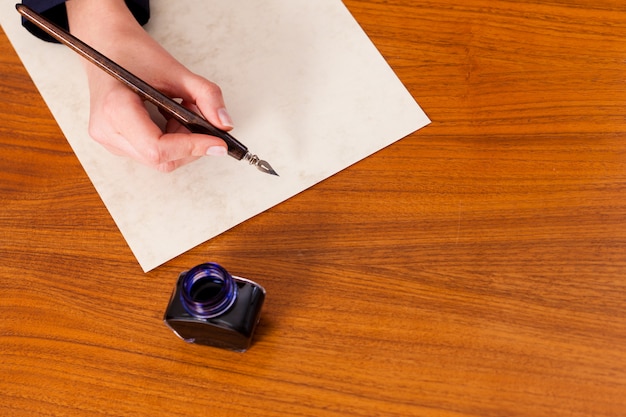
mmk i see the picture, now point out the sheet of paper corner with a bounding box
[0,0,430,272]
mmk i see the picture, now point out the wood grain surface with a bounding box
[1,1,625,416]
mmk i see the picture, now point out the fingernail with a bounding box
[206,146,227,156]
[218,108,234,128]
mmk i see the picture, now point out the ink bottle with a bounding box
[163,262,266,352]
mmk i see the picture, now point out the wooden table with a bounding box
[2,1,625,415]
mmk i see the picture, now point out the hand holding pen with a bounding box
[19,1,276,175]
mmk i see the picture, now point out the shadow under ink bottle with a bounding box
[164,262,266,352]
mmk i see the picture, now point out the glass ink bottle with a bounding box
[163,262,266,352]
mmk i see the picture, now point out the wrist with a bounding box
[66,0,143,48]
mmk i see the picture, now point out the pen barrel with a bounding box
[185,121,248,160]
[222,132,249,161]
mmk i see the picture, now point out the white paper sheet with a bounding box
[0,0,430,271]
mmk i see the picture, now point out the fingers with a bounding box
[88,84,228,172]
[177,74,235,131]
[121,106,228,169]
[84,49,234,172]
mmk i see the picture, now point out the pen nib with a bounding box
[244,153,279,176]
[257,159,279,176]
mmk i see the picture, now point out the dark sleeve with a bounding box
[21,0,150,43]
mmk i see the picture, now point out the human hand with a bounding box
[67,0,231,172]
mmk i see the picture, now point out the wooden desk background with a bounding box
[1,1,625,416]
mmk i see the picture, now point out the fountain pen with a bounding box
[16,4,278,176]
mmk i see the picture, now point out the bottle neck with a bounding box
[180,263,238,319]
